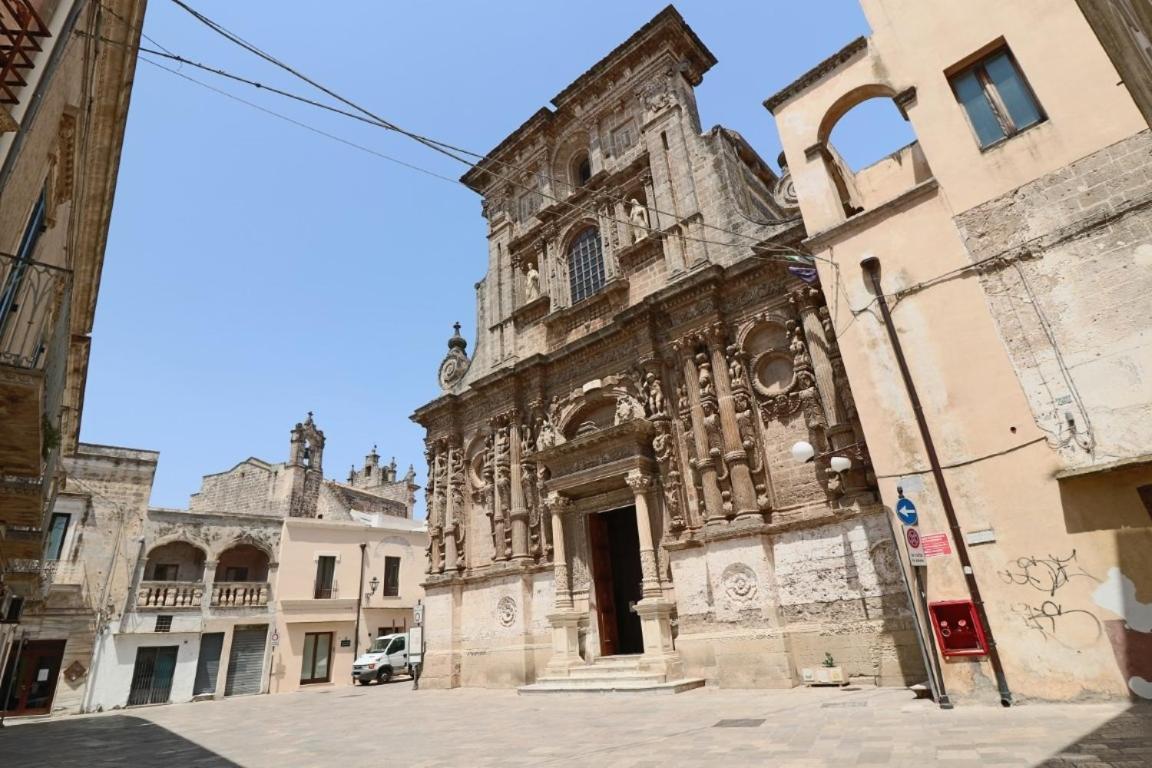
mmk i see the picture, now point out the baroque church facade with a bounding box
[412,7,923,690]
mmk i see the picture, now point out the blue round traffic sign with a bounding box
[896,498,918,526]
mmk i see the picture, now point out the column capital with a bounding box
[625,470,653,493]
[545,492,573,512]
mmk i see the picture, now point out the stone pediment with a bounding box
[535,418,655,496]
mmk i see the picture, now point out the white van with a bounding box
[351,633,411,684]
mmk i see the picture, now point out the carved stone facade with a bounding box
[412,8,921,690]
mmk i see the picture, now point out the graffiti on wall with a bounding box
[1000,550,1102,648]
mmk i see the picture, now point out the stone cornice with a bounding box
[763,36,868,114]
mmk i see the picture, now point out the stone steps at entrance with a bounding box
[518,655,705,695]
[518,677,706,695]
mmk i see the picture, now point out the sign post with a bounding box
[409,600,425,690]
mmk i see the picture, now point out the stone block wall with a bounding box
[955,129,1152,467]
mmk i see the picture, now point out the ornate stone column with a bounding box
[674,337,725,524]
[626,471,662,599]
[550,497,572,610]
[508,412,531,562]
[443,441,460,571]
[792,287,844,428]
[201,560,218,616]
[492,424,510,561]
[707,325,759,520]
[543,493,583,676]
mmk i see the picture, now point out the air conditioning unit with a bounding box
[0,592,25,623]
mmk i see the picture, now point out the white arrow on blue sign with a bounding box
[895,498,918,526]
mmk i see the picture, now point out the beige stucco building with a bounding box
[9,416,424,715]
[271,514,425,695]
[0,0,146,717]
[767,0,1152,702]
[413,8,924,693]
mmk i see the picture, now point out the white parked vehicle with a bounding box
[351,633,411,685]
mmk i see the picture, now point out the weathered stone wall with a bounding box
[188,459,292,517]
[955,130,1152,468]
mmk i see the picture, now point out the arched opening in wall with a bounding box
[816,87,931,218]
[571,151,592,188]
[217,544,270,582]
[144,542,206,582]
[827,97,917,172]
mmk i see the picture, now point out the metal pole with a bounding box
[353,543,366,660]
[881,506,950,708]
[862,257,1013,707]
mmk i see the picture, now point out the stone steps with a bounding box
[518,677,706,695]
[518,655,704,695]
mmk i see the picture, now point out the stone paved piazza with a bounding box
[4,684,1149,767]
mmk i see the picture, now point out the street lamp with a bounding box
[789,440,856,475]
[366,576,380,599]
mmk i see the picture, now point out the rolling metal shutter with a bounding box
[193,633,224,695]
[223,625,268,696]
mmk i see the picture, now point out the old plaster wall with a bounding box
[188,459,292,517]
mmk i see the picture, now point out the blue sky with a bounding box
[85,1,912,512]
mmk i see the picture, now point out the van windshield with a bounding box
[369,638,391,653]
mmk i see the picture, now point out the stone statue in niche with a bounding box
[644,372,665,417]
[734,392,757,451]
[523,263,540,303]
[695,353,715,398]
[789,322,811,371]
[520,422,534,457]
[727,345,746,388]
[535,414,556,451]
[494,426,509,467]
[701,398,722,458]
[676,380,689,412]
[628,198,650,243]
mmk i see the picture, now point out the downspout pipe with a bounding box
[862,256,1013,707]
[353,543,367,660]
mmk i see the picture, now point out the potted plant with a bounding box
[814,653,845,685]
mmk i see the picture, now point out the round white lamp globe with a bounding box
[829,455,852,474]
[790,441,815,464]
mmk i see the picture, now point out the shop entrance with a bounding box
[587,506,644,656]
[1,639,66,716]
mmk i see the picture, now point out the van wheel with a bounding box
[378,668,393,684]
[357,678,372,686]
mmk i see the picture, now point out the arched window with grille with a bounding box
[567,227,605,304]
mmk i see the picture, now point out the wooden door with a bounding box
[1,640,66,715]
[587,513,619,656]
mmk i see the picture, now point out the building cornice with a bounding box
[763,36,868,114]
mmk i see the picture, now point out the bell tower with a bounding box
[287,412,325,517]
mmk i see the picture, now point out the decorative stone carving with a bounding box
[652,420,685,531]
[700,398,722,458]
[733,392,756,451]
[727,345,747,390]
[613,393,646,425]
[628,198,650,243]
[535,413,556,451]
[637,72,675,113]
[438,322,471,392]
[773,152,799,210]
[695,353,715,399]
[721,563,758,605]
[643,372,666,417]
[497,595,517,627]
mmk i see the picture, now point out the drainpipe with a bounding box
[353,543,366,659]
[862,256,1013,707]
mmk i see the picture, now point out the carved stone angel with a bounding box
[644,372,665,417]
[695,353,715,398]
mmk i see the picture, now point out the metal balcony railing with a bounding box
[0,250,71,371]
[0,0,52,106]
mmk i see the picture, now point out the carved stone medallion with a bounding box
[721,563,758,605]
[497,595,517,627]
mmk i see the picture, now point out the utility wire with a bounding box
[163,0,819,264]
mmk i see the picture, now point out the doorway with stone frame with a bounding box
[586,505,644,657]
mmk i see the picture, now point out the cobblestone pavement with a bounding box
[3,683,1150,768]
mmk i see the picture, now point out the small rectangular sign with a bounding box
[905,525,926,567]
[408,626,424,664]
[965,528,996,546]
[922,533,952,558]
[413,603,424,626]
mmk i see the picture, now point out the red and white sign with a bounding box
[922,533,953,558]
[905,525,926,567]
